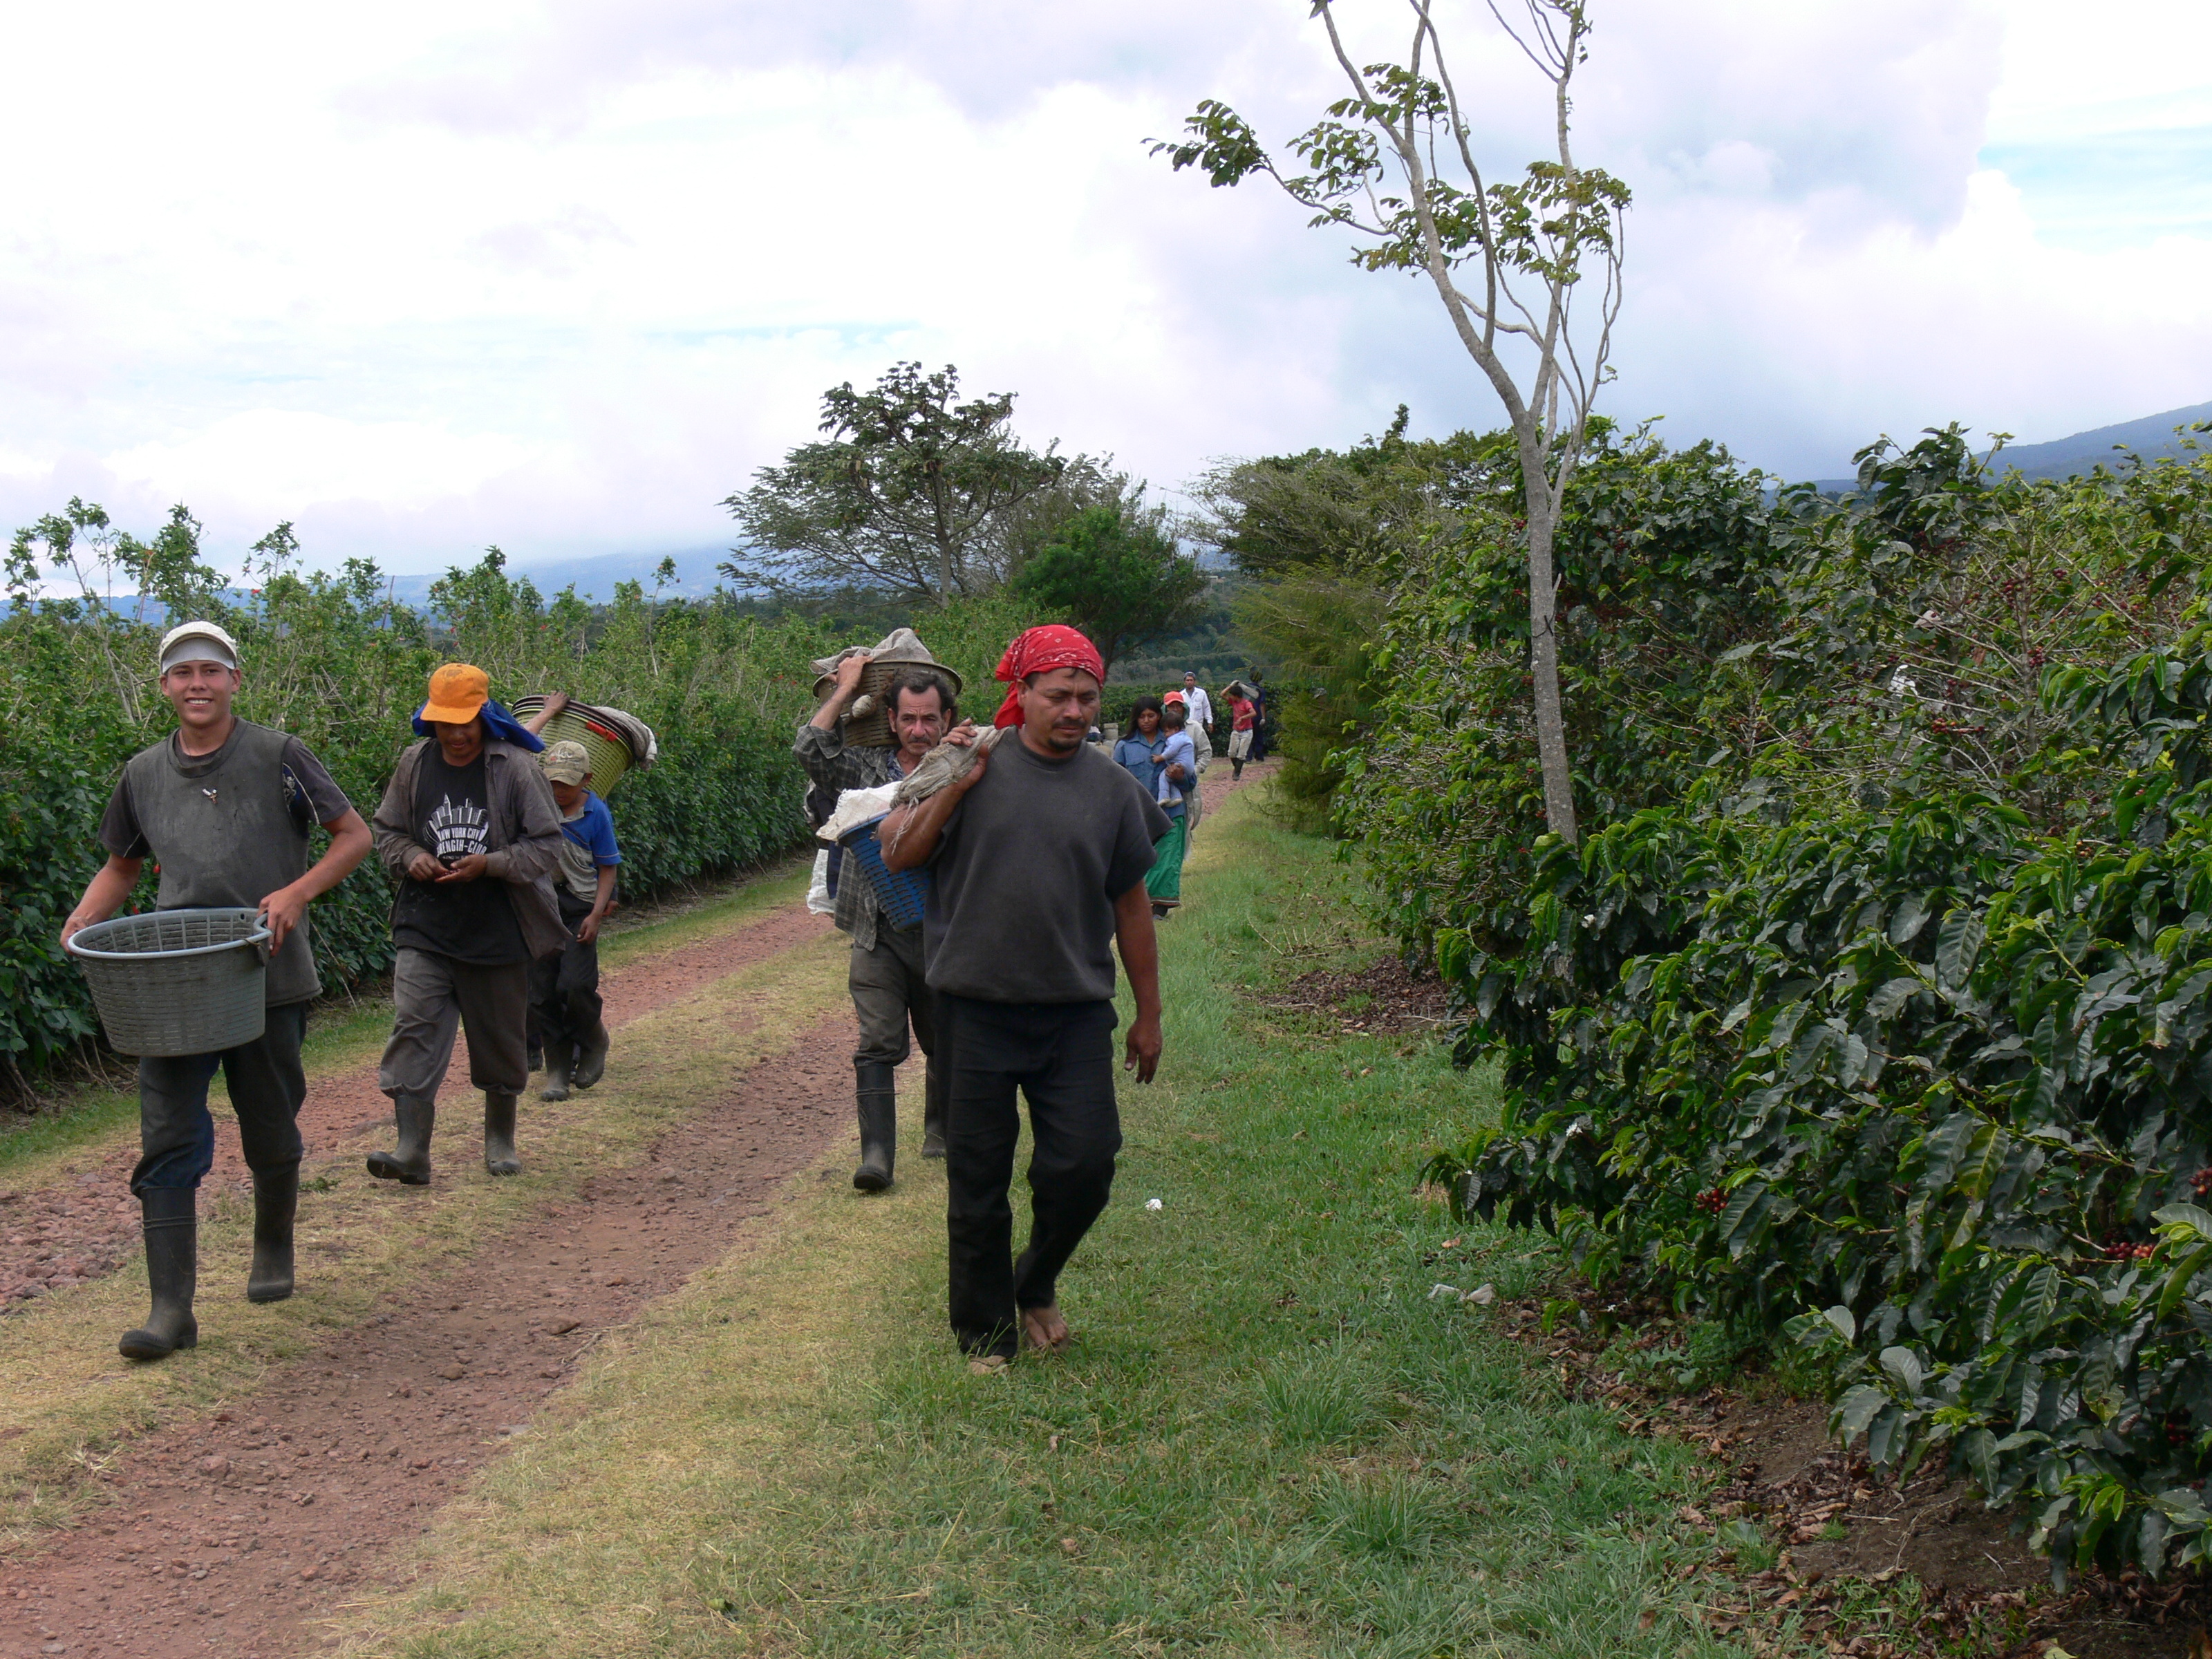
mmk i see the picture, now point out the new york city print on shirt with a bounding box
[425,794,490,861]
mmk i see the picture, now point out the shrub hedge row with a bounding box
[1,520,832,1085]
[1356,431,2212,1579]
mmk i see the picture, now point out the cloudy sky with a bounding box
[1,0,2206,577]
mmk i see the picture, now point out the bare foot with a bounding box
[1021,1304,1071,1353]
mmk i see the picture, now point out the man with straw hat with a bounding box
[796,629,964,1190]
[61,620,373,1361]
[367,664,568,1185]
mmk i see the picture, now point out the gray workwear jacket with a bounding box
[371,738,569,962]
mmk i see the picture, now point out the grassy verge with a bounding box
[0,863,834,1548]
[0,857,812,1190]
[325,786,1753,1659]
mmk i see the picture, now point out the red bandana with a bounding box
[993,625,1105,727]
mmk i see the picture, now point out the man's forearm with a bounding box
[66,857,144,935]
[1114,886,1161,1016]
[293,812,371,902]
[808,687,856,732]
[879,787,960,872]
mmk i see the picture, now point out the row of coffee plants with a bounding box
[0,503,832,1085]
[1349,429,2212,1577]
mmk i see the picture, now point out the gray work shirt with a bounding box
[923,735,1168,1004]
[99,720,354,1007]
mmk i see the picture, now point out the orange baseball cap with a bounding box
[421,663,490,724]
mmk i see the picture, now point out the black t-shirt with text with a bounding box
[390,749,527,966]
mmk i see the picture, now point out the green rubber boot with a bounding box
[246,1161,297,1303]
[484,1091,522,1177]
[366,1094,436,1185]
[119,1188,198,1361]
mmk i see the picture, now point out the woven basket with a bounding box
[67,907,270,1058]
[836,815,931,930]
[807,659,914,750]
[509,697,650,796]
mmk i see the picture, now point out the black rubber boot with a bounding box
[574,1022,611,1090]
[366,1093,435,1185]
[246,1161,298,1304]
[119,1188,198,1361]
[540,1051,572,1103]
[853,1061,897,1191]
[483,1091,522,1177]
[921,1058,948,1161]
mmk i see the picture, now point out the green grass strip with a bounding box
[328,790,1755,1658]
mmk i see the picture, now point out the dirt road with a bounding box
[0,895,860,1659]
[0,756,1262,1659]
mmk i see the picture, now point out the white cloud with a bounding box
[0,0,2204,572]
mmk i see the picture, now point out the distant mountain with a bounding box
[375,545,734,608]
[75,545,739,624]
[1810,401,2212,494]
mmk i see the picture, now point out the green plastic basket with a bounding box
[510,697,653,796]
[66,907,270,1058]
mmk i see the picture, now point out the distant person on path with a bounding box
[1225,684,1258,780]
[1145,697,1196,917]
[1164,686,1203,841]
[368,664,567,1186]
[516,709,622,1103]
[1247,671,1271,762]
[62,620,372,1361]
[1113,695,1165,798]
[1180,672,1215,774]
[880,624,1168,1366]
[795,635,964,1188]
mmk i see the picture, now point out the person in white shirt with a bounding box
[1179,673,1214,812]
[1181,673,1214,740]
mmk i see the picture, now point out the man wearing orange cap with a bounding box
[367,664,568,1184]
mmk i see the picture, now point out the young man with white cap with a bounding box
[62,620,373,1361]
[367,663,567,1185]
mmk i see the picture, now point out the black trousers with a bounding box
[940,994,1122,1358]
[527,894,603,1067]
[135,1001,309,1192]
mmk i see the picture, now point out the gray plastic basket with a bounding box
[66,907,272,1058]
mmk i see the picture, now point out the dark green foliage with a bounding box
[721,361,1068,603]
[1349,424,1806,952]
[1232,574,1387,833]
[1198,411,1505,825]
[1367,432,2212,1577]
[1,517,830,1087]
[1011,502,1208,682]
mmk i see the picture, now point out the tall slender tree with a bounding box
[1155,0,1628,841]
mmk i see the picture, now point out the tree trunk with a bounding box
[1522,474,1578,843]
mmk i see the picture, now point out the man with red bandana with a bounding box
[882,625,1170,1367]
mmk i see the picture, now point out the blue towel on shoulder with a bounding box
[411,698,545,753]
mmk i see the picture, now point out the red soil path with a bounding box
[0,902,856,1659]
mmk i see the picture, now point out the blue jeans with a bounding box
[133,1002,309,1192]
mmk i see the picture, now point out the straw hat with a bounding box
[811,628,963,748]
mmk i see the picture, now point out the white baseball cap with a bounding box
[158,620,241,675]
